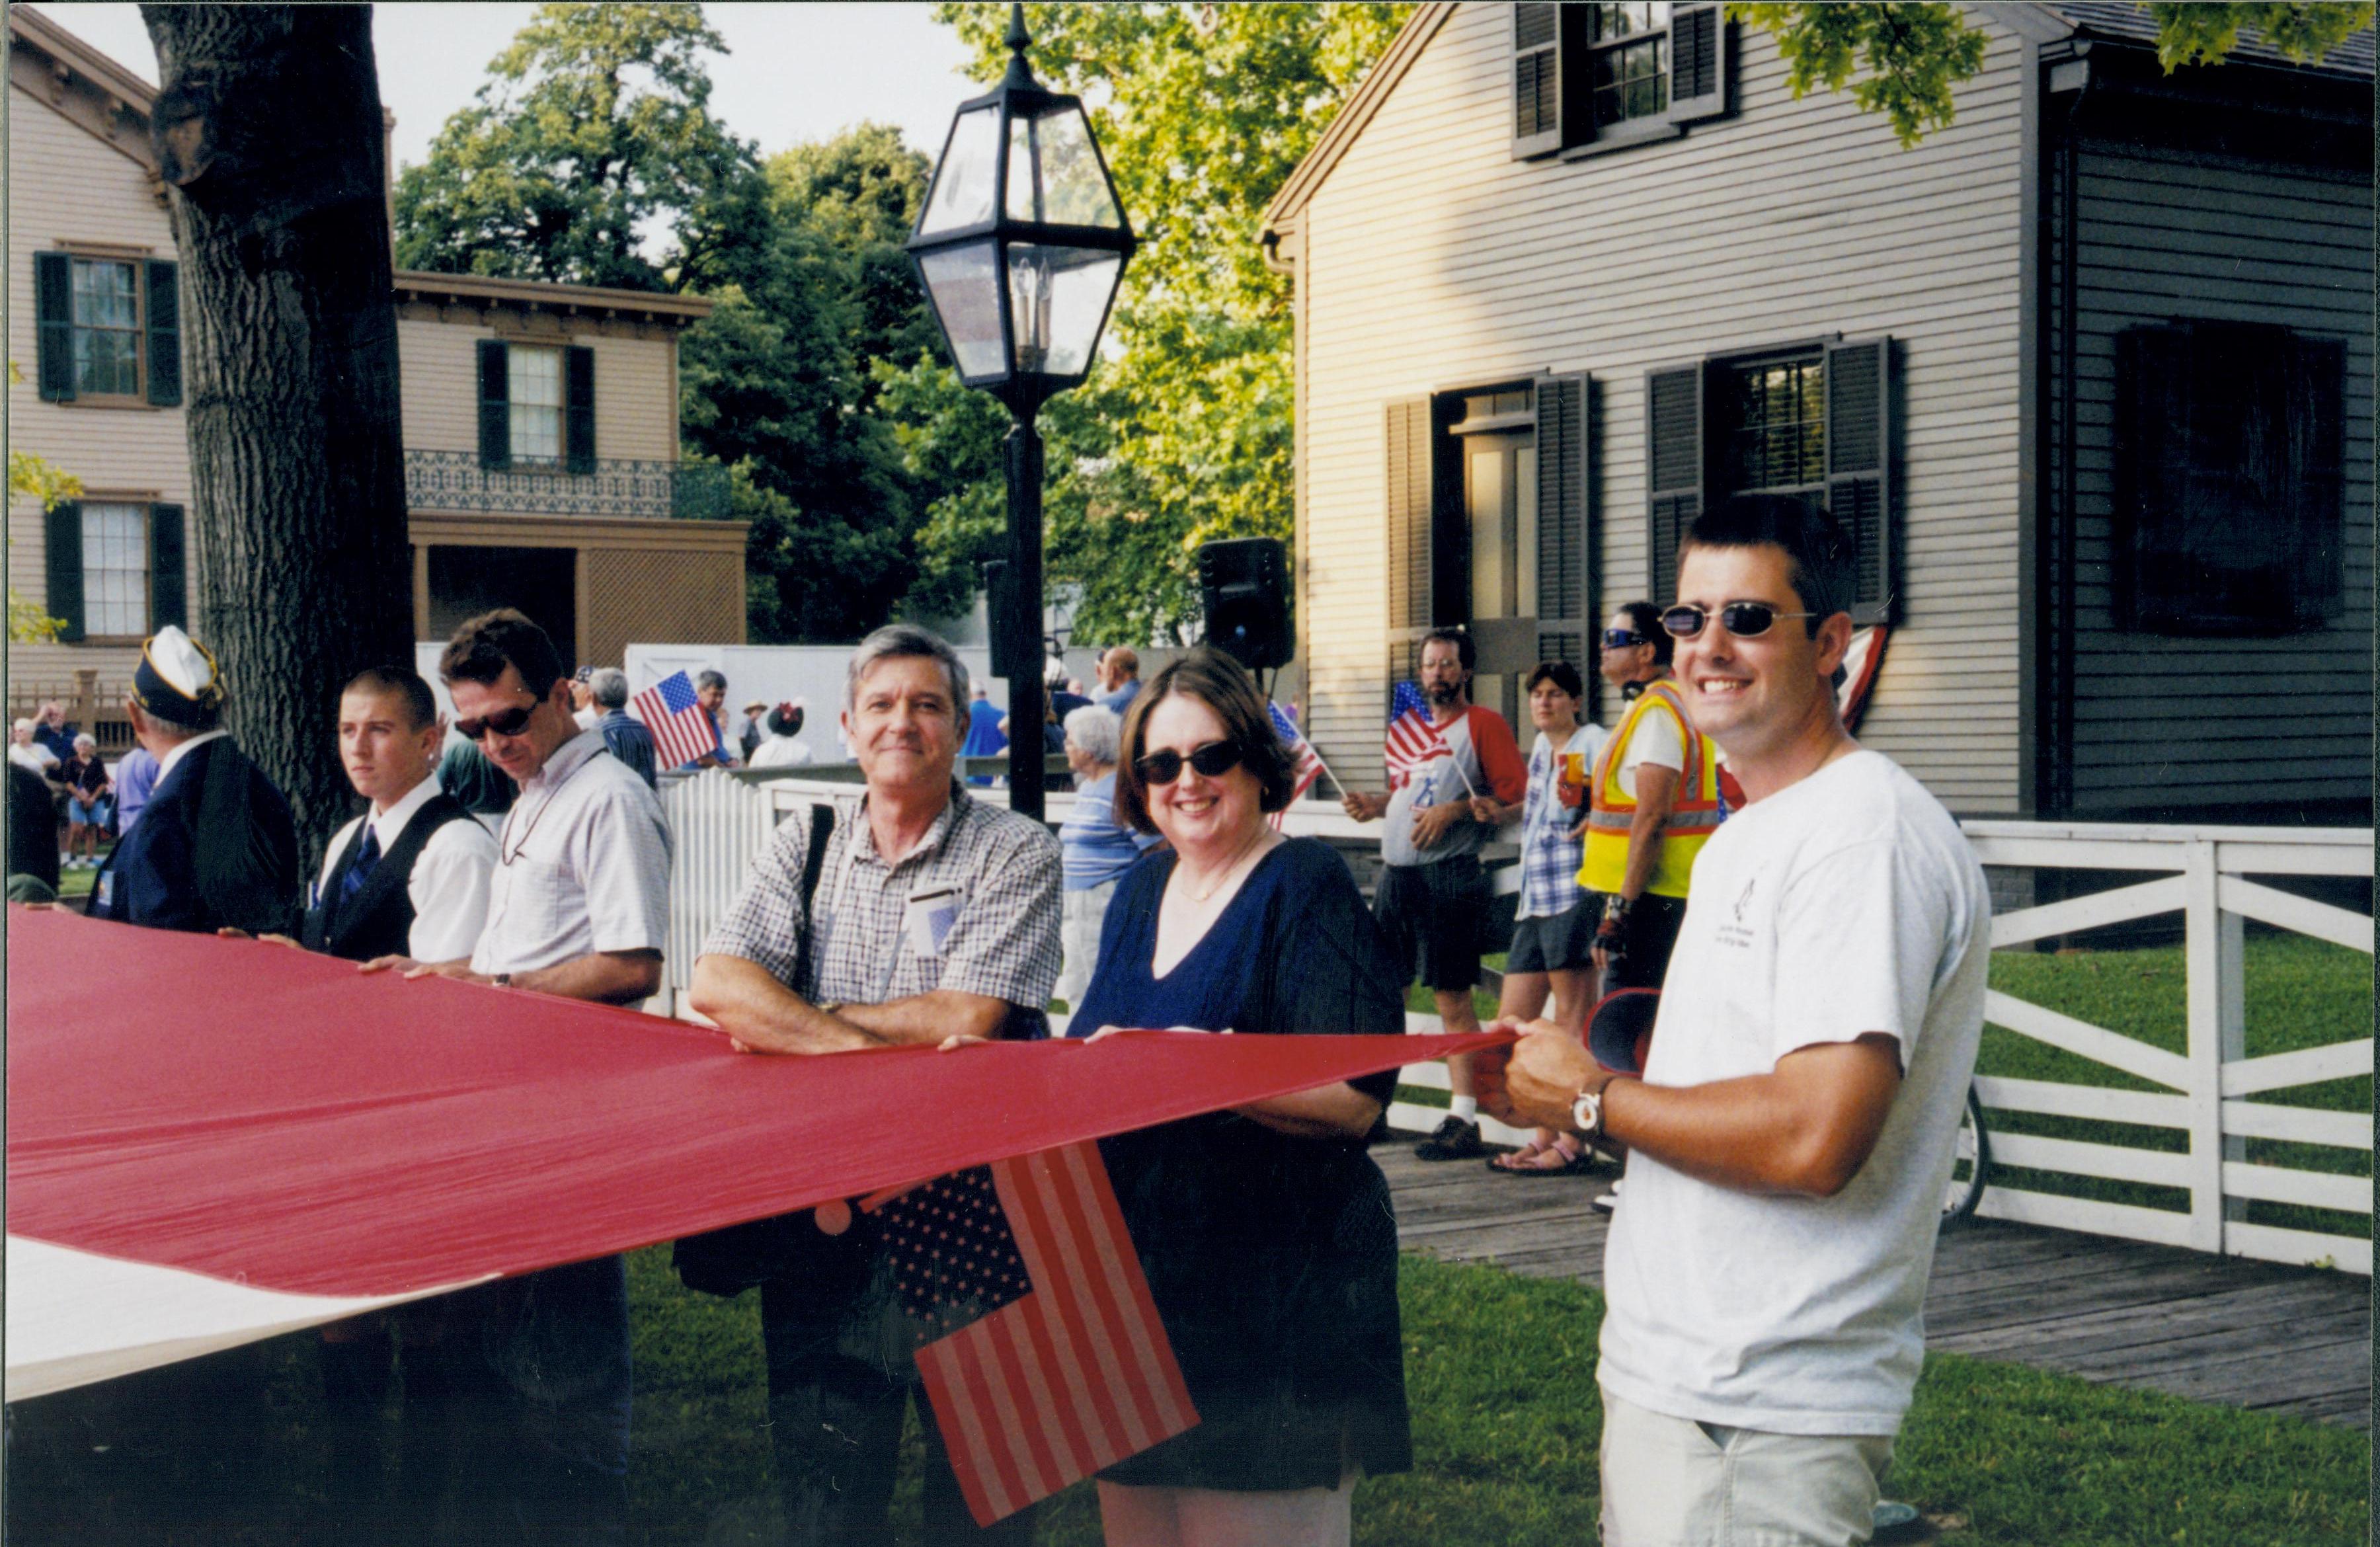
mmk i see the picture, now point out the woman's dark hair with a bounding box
[438,608,566,700]
[1113,647,1297,834]
[1525,659,1584,699]
[766,703,804,736]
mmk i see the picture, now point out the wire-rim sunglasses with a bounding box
[1658,602,1820,640]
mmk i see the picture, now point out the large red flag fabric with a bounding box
[6,907,1503,1399]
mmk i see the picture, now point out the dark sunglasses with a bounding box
[1134,740,1244,786]
[1659,602,1819,640]
[1601,628,1649,649]
[454,701,540,741]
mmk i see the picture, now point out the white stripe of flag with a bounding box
[914,1142,1197,1527]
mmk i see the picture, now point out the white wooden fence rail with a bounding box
[655,775,2374,1275]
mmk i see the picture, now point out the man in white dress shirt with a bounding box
[273,666,496,1535]
[367,608,669,1543]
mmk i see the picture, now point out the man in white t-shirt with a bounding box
[1485,494,1989,1546]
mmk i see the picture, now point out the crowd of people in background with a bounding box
[12,495,1986,1547]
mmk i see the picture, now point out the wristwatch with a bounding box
[493,972,512,989]
[1571,1083,1606,1140]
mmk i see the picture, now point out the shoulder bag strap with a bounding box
[792,801,836,994]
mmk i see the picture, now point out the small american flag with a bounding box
[1388,680,1427,722]
[877,1144,1196,1526]
[1269,701,1325,804]
[1384,707,1450,790]
[631,670,723,770]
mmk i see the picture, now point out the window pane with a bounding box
[70,259,141,395]
[81,503,147,637]
[1726,360,1827,493]
[509,346,564,461]
[1592,36,1669,125]
[1593,3,1670,40]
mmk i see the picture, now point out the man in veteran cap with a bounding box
[88,623,299,934]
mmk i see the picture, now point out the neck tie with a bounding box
[340,826,381,903]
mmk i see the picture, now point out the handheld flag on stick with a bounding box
[874,1145,1197,1526]
[1384,708,1478,797]
[633,670,725,769]
[1267,701,1332,829]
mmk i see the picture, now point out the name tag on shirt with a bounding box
[904,883,963,959]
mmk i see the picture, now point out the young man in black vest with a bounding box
[298,665,497,1538]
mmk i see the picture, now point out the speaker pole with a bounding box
[1004,415,1045,823]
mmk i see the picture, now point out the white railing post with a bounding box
[2180,840,2227,1253]
[2214,840,2248,1233]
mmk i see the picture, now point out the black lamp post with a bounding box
[908,3,1136,821]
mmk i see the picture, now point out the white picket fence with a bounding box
[654,773,2373,1274]
[1958,822,2372,1275]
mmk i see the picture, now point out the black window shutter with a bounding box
[1823,336,1893,623]
[45,502,85,643]
[1644,366,1704,608]
[145,260,182,407]
[1511,3,1564,159]
[2284,333,2346,627]
[149,503,186,630]
[1385,397,1436,693]
[36,252,76,403]
[565,344,597,473]
[1533,373,1591,678]
[477,339,511,469]
[1668,4,1731,125]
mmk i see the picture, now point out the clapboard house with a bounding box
[1261,2,2371,824]
[7,8,744,745]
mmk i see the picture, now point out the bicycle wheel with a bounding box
[1940,1084,1989,1228]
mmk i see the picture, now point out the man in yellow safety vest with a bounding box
[1579,602,1725,1002]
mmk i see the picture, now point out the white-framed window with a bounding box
[80,502,149,638]
[1587,4,1671,129]
[71,258,141,398]
[509,344,565,463]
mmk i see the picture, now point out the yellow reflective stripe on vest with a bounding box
[1578,678,1722,898]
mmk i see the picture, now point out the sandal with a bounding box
[1489,1136,1597,1176]
[1487,1136,1556,1173]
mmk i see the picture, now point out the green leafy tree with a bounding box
[7,362,77,641]
[1731,3,2374,147]
[922,3,1411,645]
[766,122,941,385]
[393,3,759,291]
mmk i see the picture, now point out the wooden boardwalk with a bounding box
[1377,1142,2372,1429]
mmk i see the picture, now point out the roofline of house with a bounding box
[1261,2,1457,234]
[1259,4,2098,237]
[393,270,715,325]
[11,6,158,114]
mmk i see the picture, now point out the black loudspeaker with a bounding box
[982,559,1030,682]
[1198,537,1291,671]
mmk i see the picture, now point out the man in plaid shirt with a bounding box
[691,622,1060,1546]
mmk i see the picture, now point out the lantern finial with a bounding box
[1003,4,1036,87]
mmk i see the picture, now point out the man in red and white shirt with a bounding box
[1343,627,1527,1158]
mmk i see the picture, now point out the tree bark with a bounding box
[141,5,411,859]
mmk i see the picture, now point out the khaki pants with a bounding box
[1055,878,1118,1008]
[1599,1386,1893,1547]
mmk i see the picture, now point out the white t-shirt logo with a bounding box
[1717,874,1759,949]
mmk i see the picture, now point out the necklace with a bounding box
[498,746,594,865]
[1181,828,1273,904]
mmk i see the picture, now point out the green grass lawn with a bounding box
[634,1249,2367,1546]
[13,1213,2363,1544]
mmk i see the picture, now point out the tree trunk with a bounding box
[141,5,411,859]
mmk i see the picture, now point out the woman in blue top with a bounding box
[1068,649,1408,1547]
